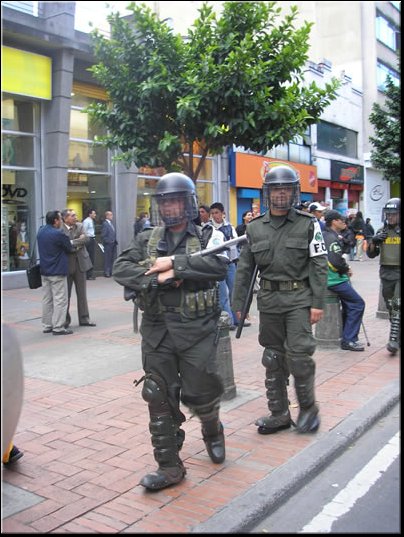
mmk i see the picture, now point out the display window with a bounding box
[2,95,39,273]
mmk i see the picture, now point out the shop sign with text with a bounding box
[230,151,318,193]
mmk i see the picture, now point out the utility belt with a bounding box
[159,288,219,317]
[260,279,309,291]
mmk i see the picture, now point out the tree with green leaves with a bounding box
[88,1,339,180]
[369,75,401,185]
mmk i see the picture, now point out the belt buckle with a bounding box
[292,281,299,290]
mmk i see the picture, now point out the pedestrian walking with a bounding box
[233,165,328,435]
[101,210,117,277]
[82,209,97,280]
[367,197,401,355]
[112,172,228,491]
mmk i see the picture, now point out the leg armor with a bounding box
[387,297,400,355]
[189,397,225,464]
[139,374,186,490]
[255,349,292,435]
[289,355,320,433]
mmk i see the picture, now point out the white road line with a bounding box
[300,431,400,533]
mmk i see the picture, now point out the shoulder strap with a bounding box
[147,227,164,259]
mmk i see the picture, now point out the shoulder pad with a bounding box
[295,209,315,218]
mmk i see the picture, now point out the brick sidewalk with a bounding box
[1,257,399,533]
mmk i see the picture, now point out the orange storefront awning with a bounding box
[234,153,318,193]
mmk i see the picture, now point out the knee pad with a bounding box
[142,374,168,408]
[288,355,315,379]
[261,349,284,372]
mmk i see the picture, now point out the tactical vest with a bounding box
[147,226,203,258]
[380,228,401,266]
[144,226,219,318]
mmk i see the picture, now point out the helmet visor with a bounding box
[263,183,300,211]
[151,192,198,227]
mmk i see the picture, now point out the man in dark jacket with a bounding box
[101,210,117,277]
[37,211,74,335]
[113,173,228,491]
[322,210,365,351]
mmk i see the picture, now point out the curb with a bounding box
[191,378,400,534]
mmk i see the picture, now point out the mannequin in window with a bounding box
[16,222,29,260]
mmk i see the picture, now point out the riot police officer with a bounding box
[367,197,401,355]
[233,165,328,435]
[113,172,228,490]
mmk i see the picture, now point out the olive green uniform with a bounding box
[233,208,328,433]
[367,224,401,354]
[113,221,228,488]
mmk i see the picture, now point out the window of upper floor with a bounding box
[376,61,400,92]
[376,11,400,51]
[317,121,358,159]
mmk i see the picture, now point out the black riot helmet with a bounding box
[263,165,300,211]
[382,197,401,226]
[150,172,199,227]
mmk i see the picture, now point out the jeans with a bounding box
[219,262,238,325]
[329,281,365,344]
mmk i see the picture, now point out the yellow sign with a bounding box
[2,46,52,100]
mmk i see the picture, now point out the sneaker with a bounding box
[3,446,24,465]
[341,341,365,351]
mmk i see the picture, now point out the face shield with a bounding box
[263,182,300,211]
[151,191,198,227]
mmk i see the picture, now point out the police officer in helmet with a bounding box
[233,165,328,435]
[113,172,228,490]
[367,197,401,355]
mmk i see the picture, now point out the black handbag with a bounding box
[26,243,42,289]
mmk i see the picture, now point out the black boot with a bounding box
[294,375,320,433]
[193,399,225,464]
[201,420,225,463]
[139,415,186,491]
[256,369,291,435]
[387,315,400,355]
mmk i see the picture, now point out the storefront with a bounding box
[2,46,51,273]
[330,160,364,213]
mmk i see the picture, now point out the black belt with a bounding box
[260,279,309,291]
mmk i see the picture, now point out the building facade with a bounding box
[2,1,400,288]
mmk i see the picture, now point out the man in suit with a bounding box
[101,210,117,277]
[61,209,96,327]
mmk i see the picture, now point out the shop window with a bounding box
[70,108,107,140]
[69,140,108,172]
[2,171,36,271]
[2,134,34,167]
[2,95,39,273]
[2,97,34,133]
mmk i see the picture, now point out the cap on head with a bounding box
[309,202,327,213]
[324,209,344,224]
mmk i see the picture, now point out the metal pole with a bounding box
[361,320,371,346]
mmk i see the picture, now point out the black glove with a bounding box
[372,231,388,244]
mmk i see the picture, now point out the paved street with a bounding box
[1,256,399,533]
